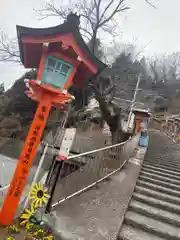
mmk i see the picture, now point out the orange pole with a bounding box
[0,94,52,225]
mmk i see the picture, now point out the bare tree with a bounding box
[149,53,180,85]
[0,30,20,63]
[164,53,180,81]
[0,0,128,63]
[0,0,154,62]
[148,53,180,116]
[36,0,129,52]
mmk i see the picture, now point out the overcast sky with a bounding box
[0,0,179,89]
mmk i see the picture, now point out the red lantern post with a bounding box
[0,13,106,225]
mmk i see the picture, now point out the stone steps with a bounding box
[124,211,180,239]
[118,224,165,240]
[145,159,180,168]
[129,200,180,228]
[143,161,180,173]
[143,163,180,177]
[145,156,180,165]
[136,179,180,198]
[140,170,180,185]
[133,192,180,214]
[118,131,180,239]
[138,175,180,191]
[141,166,180,181]
[135,185,180,206]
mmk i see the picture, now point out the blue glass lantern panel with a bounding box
[42,56,73,90]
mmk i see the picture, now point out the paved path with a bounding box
[118,129,180,239]
[48,146,146,240]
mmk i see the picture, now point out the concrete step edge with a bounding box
[125,211,180,240]
[129,200,180,228]
[144,160,180,170]
[139,175,180,191]
[135,185,180,206]
[145,162,180,171]
[137,179,180,198]
[140,171,180,185]
[145,158,180,166]
[118,224,165,240]
[143,162,180,174]
[141,167,180,181]
[133,192,180,214]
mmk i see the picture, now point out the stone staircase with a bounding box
[118,130,180,240]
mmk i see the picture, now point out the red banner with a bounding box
[0,94,52,225]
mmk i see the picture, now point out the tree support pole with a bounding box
[45,160,63,213]
[0,94,52,225]
[45,104,70,187]
[127,74,141,129]
[45,155,57,186]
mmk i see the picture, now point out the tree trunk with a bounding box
[111,129,130,145]
[110,114,131,145]
[91,29,98,54]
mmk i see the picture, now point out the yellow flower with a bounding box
[6,224,20,234]
[25,223,34,232]
[33,228,46,238]
[43,236,54,240]
[6,237,15,240]
[29,183,50,208]
[20,203,35,225]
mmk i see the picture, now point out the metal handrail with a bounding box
[67,135,135,160]
[51,133,140,208]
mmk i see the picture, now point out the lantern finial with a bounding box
[65,12,80,28]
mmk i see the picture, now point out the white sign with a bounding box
[128,113,135,130]
[87,98,99,110]
[0,185,9,198]
[59,128,76,157]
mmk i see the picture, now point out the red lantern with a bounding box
[0,13,106,225]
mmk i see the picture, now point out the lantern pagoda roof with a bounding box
[132,107,152,118]
[16,13,106,76]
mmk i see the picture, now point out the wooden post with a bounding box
[0,94,52,225]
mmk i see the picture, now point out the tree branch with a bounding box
[80,32,91,41]
[80,27,93,38]
[0,30,20,63]
[79,0,96,29]
[99,0,114,23]
[93,0,102,24]
[35,1,69,21]
[101,22,118,37]
[145,0,156,9]
[99,0,129,27]
[35,0,129,49]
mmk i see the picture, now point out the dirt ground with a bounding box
[0,219,62,240]
[0,225,31,239]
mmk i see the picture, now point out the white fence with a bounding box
[51,133,140,208]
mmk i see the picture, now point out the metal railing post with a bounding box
[23,143,48,210]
